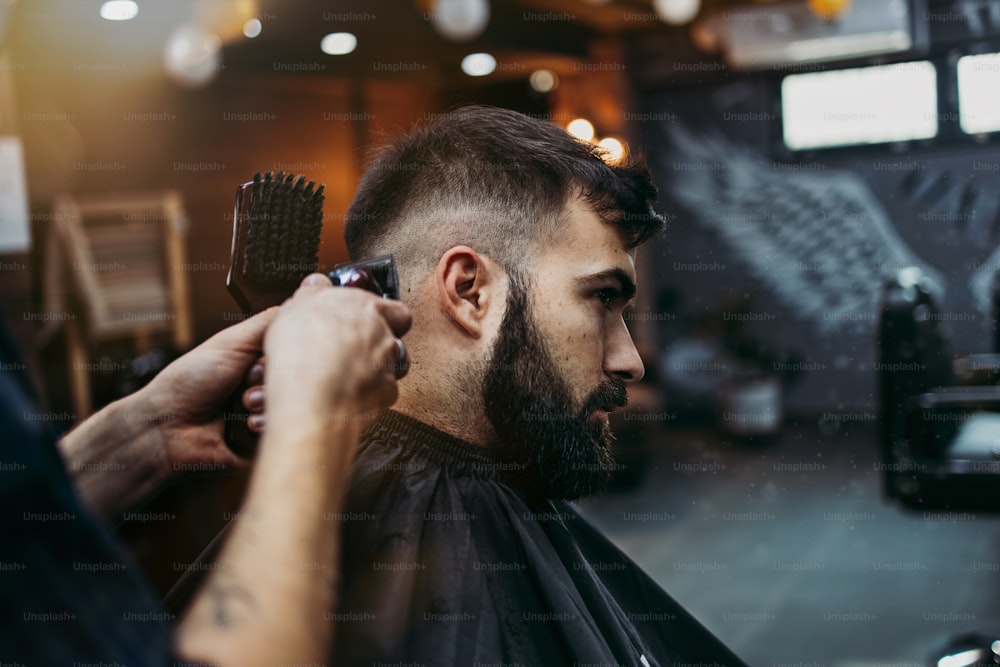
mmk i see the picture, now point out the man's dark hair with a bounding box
[345,105,665,276]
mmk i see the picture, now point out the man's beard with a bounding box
[481,273,628,501]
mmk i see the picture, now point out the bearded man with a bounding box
[327,105,745,666]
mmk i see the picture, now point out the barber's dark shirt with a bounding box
[0,318,176,665]
[332,409,748,667]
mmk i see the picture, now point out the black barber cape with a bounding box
[332,409,747,667]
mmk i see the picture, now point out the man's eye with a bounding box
[594,289,616,306]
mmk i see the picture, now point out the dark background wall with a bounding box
[623,5,1000,417]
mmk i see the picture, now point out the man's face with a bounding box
[482,198,644,500]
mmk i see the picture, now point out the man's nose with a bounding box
[605,319,644,383]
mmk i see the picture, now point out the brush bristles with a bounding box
[243,170,325,285]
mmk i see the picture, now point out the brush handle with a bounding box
[223,181,274,458]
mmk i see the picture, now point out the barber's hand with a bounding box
[260,273,411,433]
[137,307,281,476]
[242,275,411,433]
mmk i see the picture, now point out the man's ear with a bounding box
[436,246,497,338]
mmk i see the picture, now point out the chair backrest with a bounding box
[39,190,193,418]
[47,190,192,348]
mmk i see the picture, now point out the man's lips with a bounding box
[592,405,621,421]
[585,382,628,421]
[589,409,610,425]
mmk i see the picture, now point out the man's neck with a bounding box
[390,395,494,448]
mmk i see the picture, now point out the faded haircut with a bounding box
[344,105,666,278]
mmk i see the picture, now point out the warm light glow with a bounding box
[652,0,700,25]
[100,0,139,21]
[529,69,558,93]
[808,0,853,20]
[430,0,490,42]
[598,137,626,163]
[242,18,262,38]
[567,118,595,142]
[958,53,1000,135]
[461,52,496,76]
[164,24,222,89]
[321,32,357,56]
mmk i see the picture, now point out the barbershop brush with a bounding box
[224,171,325,458]
[223,172,402,456]
[226,171,325,315]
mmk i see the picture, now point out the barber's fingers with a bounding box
[373,298,412,339]
[297,271,412,338]
[243,384,263,409]
[240,344,404,433]
[240,383,264,432]
[245,357,265,385]
[300,272,333,288]
[243,382,264,408]
[391,337,409,379]
[260,280,414,422]
[366,334,402,409]
[247,412,266,433]
[202,306,279,359]
[240,357,266,432]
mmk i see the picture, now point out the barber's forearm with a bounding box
[175,411,361,666]
[57,392,168,521]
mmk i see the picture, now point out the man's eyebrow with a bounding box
[577,268,637,301]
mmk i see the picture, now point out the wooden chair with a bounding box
[38,190,193,419]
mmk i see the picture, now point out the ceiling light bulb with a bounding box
[461,52,496,76]
[100,0,139,21]
[652,0,701,26]
[598,137,626,163]
[567,118,595,141]
[243,18,262,38]
[529,69,558,93]
[164,24,222,89]
[321,32,357,55]
[430,0,490,42]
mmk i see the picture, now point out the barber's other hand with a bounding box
[261,273,411,431]
[136,306,279,477]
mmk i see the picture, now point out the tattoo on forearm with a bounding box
[204,575,257,628]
